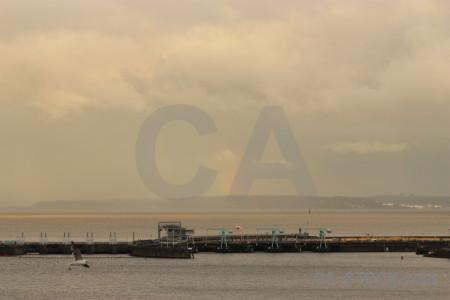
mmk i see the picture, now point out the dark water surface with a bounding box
[0,252,448,299]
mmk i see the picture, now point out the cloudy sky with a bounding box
[1,0,449,206]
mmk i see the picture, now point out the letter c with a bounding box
[136,104,217,199]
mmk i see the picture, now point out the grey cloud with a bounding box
[1,0,449,118]
[0,0,449,204]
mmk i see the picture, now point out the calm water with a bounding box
[0,253,448,299]
[0,210,449,242]
[0,211,449,299]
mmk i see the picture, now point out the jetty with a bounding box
[1,234,448,256]
[1,222,449,256]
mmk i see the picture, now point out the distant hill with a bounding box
[369,195,450,208]
[3,195,448,213]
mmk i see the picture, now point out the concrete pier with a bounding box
[1,235,448,256]
[191,234,449,253]
[20,242,132,255]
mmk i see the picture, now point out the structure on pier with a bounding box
[309,228,333,249]
[206,229,233,249]
[256,228,285,249]
[132,222,196,258]
[158,222,195,246]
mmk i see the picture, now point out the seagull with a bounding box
[69,242,89,270]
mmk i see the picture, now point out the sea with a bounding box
[0,210,449,299]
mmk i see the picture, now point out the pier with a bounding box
[191,234,449,253]
[1,234,449,256]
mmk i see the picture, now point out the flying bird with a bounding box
[69,242,89,270]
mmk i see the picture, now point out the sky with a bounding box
[0,0,449,206]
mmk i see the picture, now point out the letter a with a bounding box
[229,106,317,198]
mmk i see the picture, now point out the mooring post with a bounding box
[63,232,71,245]
[86,232,94,245]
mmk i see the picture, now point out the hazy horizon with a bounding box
[2,195,450,214]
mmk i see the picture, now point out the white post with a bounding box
[86,232,94,245]
[109,232,117,245]
[63,232,71,245]
[40,232,48,245]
